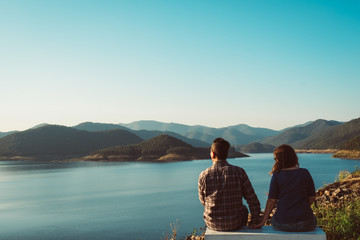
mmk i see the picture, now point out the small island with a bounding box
[83,134,248,162]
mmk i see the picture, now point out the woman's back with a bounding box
[269,168,315,223]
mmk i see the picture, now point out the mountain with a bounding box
[31,123,50,129]
[227,124,280,139]
[120,120,280,145]
[184,127,260,145]
[296,117,360,149]
[120,120,206,133]
[0,125,143,157]
[261,119,342,147]
[237,142,276,153]
[94,134,248,161]
[280,121,314,131]
[129,130,209,147]
[73,122,209,147]
[73,122,128,132]
[0,131,18,139]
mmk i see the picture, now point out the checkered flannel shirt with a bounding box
[198,160,261,231]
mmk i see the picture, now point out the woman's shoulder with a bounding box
[298,167,310,173]
[277,167,309,176]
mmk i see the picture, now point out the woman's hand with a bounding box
[250,218,266,229]
[250,198,277,229]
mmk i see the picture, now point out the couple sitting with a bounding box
[198,138,317,232]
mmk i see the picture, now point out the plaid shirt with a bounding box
[198,160,261,231]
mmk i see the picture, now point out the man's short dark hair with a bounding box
[211,138,230,160]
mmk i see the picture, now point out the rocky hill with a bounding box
[312,170,360,239]
[314,174,360,208]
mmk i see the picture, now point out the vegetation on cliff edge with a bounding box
[312,168,360,240]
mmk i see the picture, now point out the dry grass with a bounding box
[333,150,360,159]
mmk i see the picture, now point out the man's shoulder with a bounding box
[199,165,215,176]
[227,163,245,172]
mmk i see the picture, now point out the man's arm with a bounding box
[198,175,205,206]
[241,169,261,225]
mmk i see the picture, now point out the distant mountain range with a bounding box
[0,125,143,156]
[238,118,360,154]
[119,120,281,145]
[0,117,359,159]
[73,122,209,147]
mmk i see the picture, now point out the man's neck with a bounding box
[212,158,226,164]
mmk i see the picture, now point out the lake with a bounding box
[0,153,358,240]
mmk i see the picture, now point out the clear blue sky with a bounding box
[1,0,359,131]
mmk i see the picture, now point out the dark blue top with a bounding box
[268,168,315,224]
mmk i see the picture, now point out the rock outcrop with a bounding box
[314,175,360,207]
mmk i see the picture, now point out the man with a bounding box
[198,138,261,231]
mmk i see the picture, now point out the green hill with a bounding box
[339,136,360,151]
[261,119,342,147]
[295,117,360,149]
[0,125,143,157]
[94,134,248,161]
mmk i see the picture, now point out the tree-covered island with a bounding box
[85,134,248,162]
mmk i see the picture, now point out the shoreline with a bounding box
[0,152,249,163]
[295,149,338,154]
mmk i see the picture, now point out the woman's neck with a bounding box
[282,166,298,170]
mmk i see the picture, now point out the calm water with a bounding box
[0,154,358,240]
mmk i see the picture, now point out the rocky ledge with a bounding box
[314,174,360,207]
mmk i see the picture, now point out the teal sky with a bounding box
[1,0,359,131]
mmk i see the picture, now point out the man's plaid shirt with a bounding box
[198,160,261,231]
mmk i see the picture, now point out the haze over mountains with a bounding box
[0,117,359,159]
[120,120,280,145]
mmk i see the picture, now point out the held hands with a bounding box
[249,218,266,229]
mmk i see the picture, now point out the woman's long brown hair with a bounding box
[270,144,299,175]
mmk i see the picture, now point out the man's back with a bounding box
[198,160,260,231]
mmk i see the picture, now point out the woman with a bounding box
[252,144,317,231]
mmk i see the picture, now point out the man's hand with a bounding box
[250,218,266,229]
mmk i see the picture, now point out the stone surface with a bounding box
[204,226,326,240]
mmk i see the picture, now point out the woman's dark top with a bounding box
[268,168,316,224]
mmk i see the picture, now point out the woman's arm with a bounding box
[250,198,277,229]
